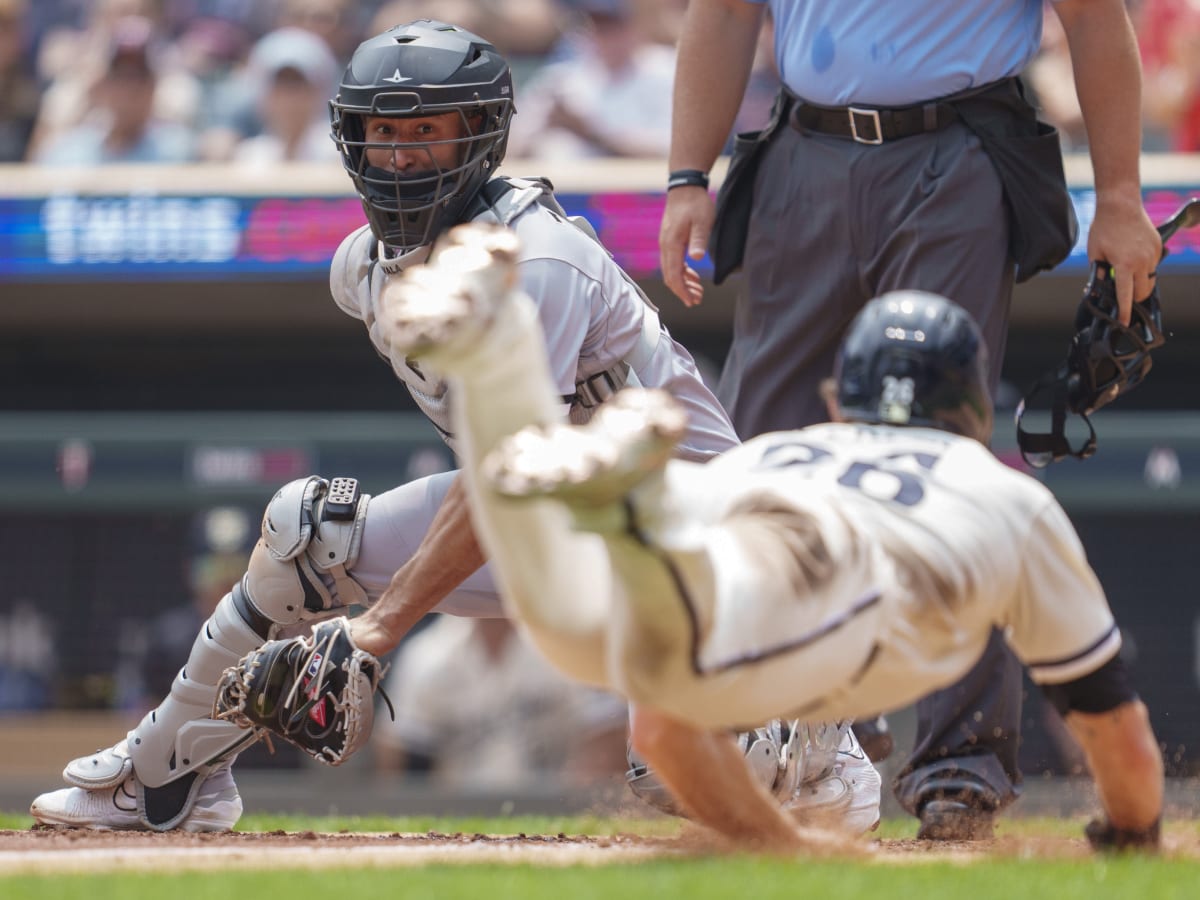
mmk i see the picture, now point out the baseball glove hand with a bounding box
[213,616,391,766]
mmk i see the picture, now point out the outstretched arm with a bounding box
[1064,699,1163,838]
[659,0,764,307]
[629,705,832,851]
[349,473,484,656]
[1055,0,1162,324]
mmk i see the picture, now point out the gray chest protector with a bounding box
[466,176,663,413]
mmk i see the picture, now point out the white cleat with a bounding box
[483,388,688,506]
[30,763,242,833]
[785,725,882,835]
[381,222,521,361]
[628,718,880,838]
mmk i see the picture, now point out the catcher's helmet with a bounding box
[330,20,514,254]
[834,291,993,442]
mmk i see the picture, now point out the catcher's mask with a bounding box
[1013,197,1200,467]
[330,19,514,255]
[835,290,993,444]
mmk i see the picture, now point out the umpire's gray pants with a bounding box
[718,117,1022,812]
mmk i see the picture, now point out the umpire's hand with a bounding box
[1087,190,1162,325]
[660,185,715,308]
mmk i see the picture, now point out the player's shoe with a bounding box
[381,222,521,362]
[628,719,880,837]
[784,725,882,835]
[484,388,688,507]
[917,800,996,841]
[31,750,241,832]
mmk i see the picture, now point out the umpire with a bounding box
[659,0,1162,839]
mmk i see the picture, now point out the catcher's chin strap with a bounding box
[1014,369,1098,467]
[1015,197,1200,467]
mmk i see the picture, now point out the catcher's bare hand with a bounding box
[213,616,390,766]
[346,609,404,658]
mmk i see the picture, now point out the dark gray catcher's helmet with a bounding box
[834,291,993,442]
[330,20,514,253]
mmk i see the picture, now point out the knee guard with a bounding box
[246,475,372,623]
[72,476,371,829]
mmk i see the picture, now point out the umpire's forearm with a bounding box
[1055,0,1145,198]
[669,0,765,173]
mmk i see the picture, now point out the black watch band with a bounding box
[667,169,710,191]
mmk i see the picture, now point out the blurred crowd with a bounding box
[0,0,1199,165]
[0,0,693,166]
[1026,0,1200,153]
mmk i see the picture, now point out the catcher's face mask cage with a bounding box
[1016,262,1167,467]
[835,290,993,443]
[330,20,514,254]
[1068,268,1165,416]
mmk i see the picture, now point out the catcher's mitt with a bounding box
[213,617,391,766]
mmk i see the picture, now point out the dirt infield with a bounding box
[2,826,1197,874]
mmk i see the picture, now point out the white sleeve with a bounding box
[328,225,375,321]
[1004,498,1120,684]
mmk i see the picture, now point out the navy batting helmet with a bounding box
[330,20,514,254]
[834,291,993,442]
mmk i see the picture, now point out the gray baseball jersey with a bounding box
[326,183,738,617]
[330,180,738,462]
[666,420,1118,725]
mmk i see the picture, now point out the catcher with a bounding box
[31,20,879,834]
[372,225,1164,851]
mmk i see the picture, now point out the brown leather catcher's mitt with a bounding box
[214,616,390,766]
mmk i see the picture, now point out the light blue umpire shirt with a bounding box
[750,0,1047,107]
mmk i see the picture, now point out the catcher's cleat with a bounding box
[784,725,882,835]
[484,388,688,507]
[381,222,521,361]
[30,762,242,832]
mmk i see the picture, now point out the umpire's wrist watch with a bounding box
[667,169,710,191]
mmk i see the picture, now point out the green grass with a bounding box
[3,813,1197,900]
[2,854,1198,900]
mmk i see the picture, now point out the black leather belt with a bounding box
[789,97,957,144]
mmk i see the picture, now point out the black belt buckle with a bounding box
[848,107,883,144]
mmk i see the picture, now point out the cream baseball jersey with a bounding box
[667,420,1120,724]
